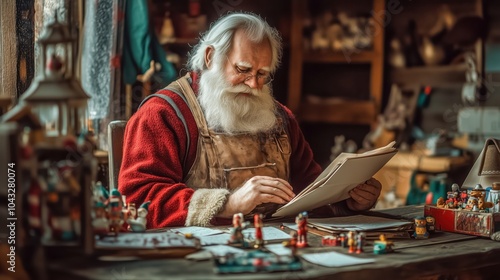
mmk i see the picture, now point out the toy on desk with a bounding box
[487,182,500,213]
[108,188,124,235]
[321,235,340,247]
[283,231,298,256]
[373,234,394,254]
[412,216,429,239]
[254,214,264,248]
[356,232,366,254]
[347,231,356,253]
[92,201,109,236]
[296,211,309,248]
[228,213,248,247]
[425,216,436,233]
[127,201,150,232]
[339,233,347,248]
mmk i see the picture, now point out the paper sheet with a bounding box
[241,227,291,242]
[308,215,413,231]
[198,233,232,246]
[273,142,397,217]
[301,251,375,267]
[172,226,223,236]
[264,243,293,256]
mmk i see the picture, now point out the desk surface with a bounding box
[48,206,500,280]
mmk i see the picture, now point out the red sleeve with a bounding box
[278,104,322,193]
[118,89,199,228]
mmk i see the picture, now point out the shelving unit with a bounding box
[287,0,385,125]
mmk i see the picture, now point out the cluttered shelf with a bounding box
[384,149,473,173]
[390,63,469,87]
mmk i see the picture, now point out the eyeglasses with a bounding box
[226,57,273,85]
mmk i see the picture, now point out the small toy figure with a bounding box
[436,197,446,208]
[347,231,356,253]
[373,234,394,254]
[283,231,298,256]
[92,201,109,236]
[254,214,264,248]
[478,196,494,212]
[128,201,150,232]
[339,233,347,247]
[228,213,247,246]
[488,182,500,213]
[412,216,429,239]
[108,188,124,234]
[321,235,339,246]
[466,196,479,211]
[425,216,436,233]
[296,211,308,248]
[356,232,365,254]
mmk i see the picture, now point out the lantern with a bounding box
[19,13,89,139]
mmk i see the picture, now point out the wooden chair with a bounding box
[107,120,127,190]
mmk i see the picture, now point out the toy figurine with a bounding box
[347,231,356,253]
[92,201,109,236]
[128,201,150,232]
[356,232,365,254]
[254,214,264,248]
[478,196,494,212]
[412,216,429,239]
[228,213,247,246]
[108,188,124,234]
[321,235,339,246]
[425,216,436,233]
[283,231,298,256]
[373,234,394,254]
[339,233,347,247]
[296,211,309,248]
[487,182,500,213]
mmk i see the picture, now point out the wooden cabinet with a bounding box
[287,0,385,125]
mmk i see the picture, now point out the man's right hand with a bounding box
[218,176,295,218]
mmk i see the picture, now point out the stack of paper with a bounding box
[273,141,398,217]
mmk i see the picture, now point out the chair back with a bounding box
[107,120,127,190]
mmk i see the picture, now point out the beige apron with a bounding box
[169,74,291,217]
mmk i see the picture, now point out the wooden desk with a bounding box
[45,206,500,280]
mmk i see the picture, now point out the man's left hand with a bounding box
[346,177,382,211]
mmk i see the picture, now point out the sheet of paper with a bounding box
[273,149,397,217]
[241,226,291,241]
[301,251,375,267]
[202,244,246,257]
[198,233,232,246]
[265,243,292,256]
[308,215,413,231]
[95,231,199,249]
[172,226,223,236]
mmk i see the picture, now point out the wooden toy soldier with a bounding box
[254,214,264,248]
[412,216,429,239]
[356,232,365,254]
[347,231,356,253]
[296,211,308,248]
[425,216,436,233]
[228,213,246,245]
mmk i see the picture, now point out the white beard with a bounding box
[197,63,277,134]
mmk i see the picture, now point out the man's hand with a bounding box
[346,177,382,211]
[218,176,295,217]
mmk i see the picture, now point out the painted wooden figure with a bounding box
[347,231,356,253]
[228,213,246,245]
[254,214,264,248]
[425,216,436,233]
[356,232,365,254]
[296,211,309,248]
[412,216,429,239]
[128,201,150,232]
[373,234,394,254]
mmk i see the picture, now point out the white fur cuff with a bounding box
[185,188,230,226]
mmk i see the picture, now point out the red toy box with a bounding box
[424,205,500,237]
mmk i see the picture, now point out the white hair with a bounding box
[188,12,282,73]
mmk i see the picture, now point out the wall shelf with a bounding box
[298,99,376,124]
[303,50,377,64]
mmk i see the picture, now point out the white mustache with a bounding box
[225,84,261,96]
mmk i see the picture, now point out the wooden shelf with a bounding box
[297,99,376,124]
[390,64,469,87]
[303,50,376,64]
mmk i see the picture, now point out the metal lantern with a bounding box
[19,14,89,139]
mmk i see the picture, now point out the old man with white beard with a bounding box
[119,12,382,228]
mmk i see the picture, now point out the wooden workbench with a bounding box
[44,205,500,280]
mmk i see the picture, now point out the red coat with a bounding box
[119,73,322,228]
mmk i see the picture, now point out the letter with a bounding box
[371,9,391,28]
[8,266,15,272]
[387,0,403,15]
[212,0,233,16]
